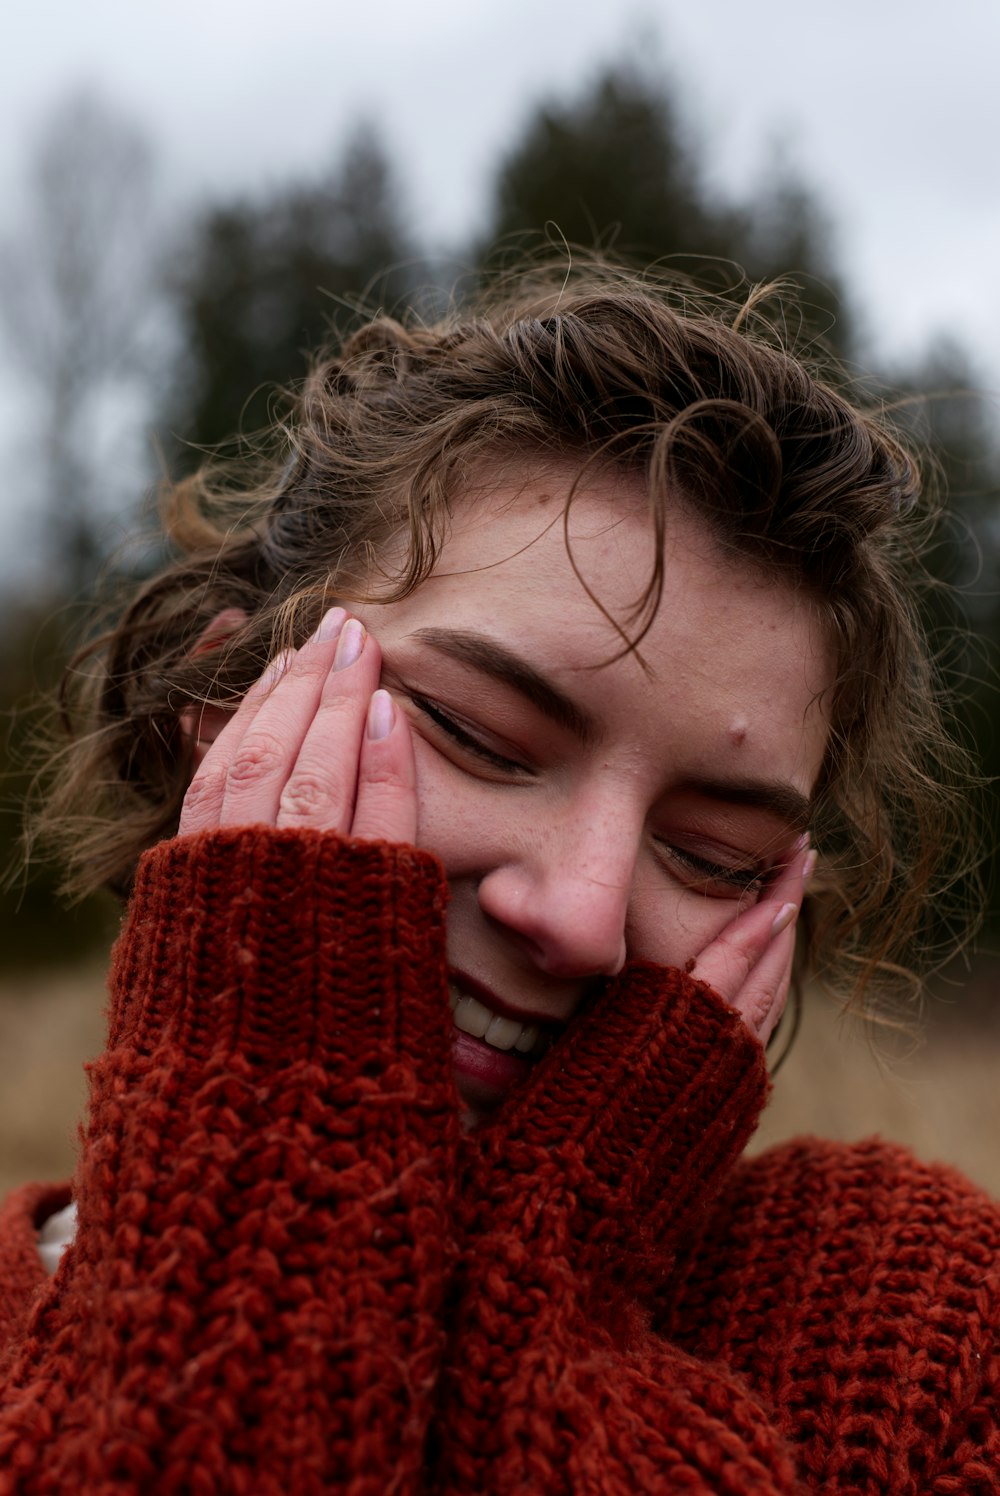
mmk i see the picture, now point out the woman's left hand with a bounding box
[688,838,817,1044]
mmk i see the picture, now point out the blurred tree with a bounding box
[1,603,118,970]
[483,63,738,260]
[0,92,159,970]
[3,109,424,973]
[886,344,1000,949]
[0,91,161,597]
[738,144,849,357]
[477,58,854,357]
[889,341,1000,607]
[161,122,421,463]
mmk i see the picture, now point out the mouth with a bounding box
[447,974,563,1114]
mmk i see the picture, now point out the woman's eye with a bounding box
[409,694,530,775]
[658,842,766,898]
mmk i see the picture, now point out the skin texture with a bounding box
[179,466,831,1114]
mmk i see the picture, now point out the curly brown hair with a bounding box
[30,258,979,1016]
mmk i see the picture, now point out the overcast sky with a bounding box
[5,0,998,376]
[1,0,998,571]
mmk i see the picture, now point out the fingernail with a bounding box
[314,606,347,643]
[334,618,366,670]
[771,902,798,937]
[367,688,395,740]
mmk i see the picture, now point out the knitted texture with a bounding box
[0,827,997,1494]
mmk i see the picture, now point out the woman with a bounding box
[0,265,996,1493]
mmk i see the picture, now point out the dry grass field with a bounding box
[753,988,1000,1198]
[1,958,998,1200]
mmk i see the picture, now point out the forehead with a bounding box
[427,465,828,668]
[368,463,834,795]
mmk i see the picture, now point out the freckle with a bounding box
[729,718,748,748]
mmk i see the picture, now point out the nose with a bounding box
[475,812,635,979]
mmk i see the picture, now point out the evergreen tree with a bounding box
[478,59,854,357]
[162,123,421,463]
[889,344,1000,946]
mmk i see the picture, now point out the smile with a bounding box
[446,976,561,1112]
[448,983,551,1057]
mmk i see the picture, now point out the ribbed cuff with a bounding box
[106,827,453,1091]
[468,962,769,1257]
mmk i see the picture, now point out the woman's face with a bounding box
[353,465,834,1113]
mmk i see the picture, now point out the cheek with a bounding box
[625,874,751,968]
[406,737,493,873]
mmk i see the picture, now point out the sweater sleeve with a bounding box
[435,964,810,1493]
[660,1136,1000,1494]
[0,827,459,1496]
[439,970,1000,1494]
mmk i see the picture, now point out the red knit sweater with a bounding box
[0,828,997,1494]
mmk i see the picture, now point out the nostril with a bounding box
[476,862,633,980]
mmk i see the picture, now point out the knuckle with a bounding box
[278,770,345,822]
[360,756,409,792]
[716,930,757,987]
[184,766,223,804]
[734,944,758,987]
[744,984,779,1034]
[315,685,364,722]
[225,733,287,791]
[181,767,225,815]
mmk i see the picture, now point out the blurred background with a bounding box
[1,1,998,1196]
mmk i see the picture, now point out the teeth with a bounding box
[452,994,492,1039]
[484,1014,523,1052]
[448,983,545,1057]
[515,1024,540,1054]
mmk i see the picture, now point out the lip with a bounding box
[450,1029,536,1111]
[446,968,573,1029]
[446,968,572,1114]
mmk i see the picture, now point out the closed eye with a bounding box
[658,842,767,898]
[409,694,531,775]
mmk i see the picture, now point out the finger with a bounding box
[217,616,352,827]
[764,834,812,908]
[179,648,297,834]
[730,843,821,1041]
[350,690,418,844]
[727,912,797,1043]
[689,839,814,1041]
[180,607,346,835]
[688,896,794,1008]
[275,619,380,831]
[181,702,237,776]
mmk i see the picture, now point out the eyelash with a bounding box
[412,693,770,895]
[410,694,530,774]
[659,843,767,896]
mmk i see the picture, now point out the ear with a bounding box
[178,608,248,775]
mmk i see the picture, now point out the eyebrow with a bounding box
[410,627,598,744]
[410,625,814,830]
[678,776,813,833]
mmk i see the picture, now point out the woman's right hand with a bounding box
[178,607,418,845]
[688,837,817,1047]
